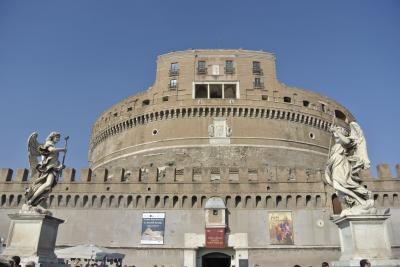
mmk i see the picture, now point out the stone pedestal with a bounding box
[1,212,64,267]
[331,215,400,267]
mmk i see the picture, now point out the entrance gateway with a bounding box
[183,197,249,267]
[202,252,231,267]
[183,233,248,267]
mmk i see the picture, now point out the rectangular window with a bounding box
[210,84,222,98]
[224,84,236,98]
[225,60,235,74]
[197,61,207,74]
[169,62,179,76]
[254,78,264,89]
[169,79,177,89]
[253,61,262,75]
[194,82,239,99]
[171,62,179,71]
[195,84,208,98]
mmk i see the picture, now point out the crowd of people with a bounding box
[0,254,373,267]
[0,256,35,267]
[294,259,371,267]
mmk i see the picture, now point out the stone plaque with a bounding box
[208,118,231,145]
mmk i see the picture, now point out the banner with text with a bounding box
[205,228,225,248]
[141,213,165,244]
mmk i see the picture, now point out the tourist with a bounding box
[360,259,371,267]
[10,256,20,267]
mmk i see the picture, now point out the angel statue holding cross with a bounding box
[324,121,376,217]
[25,131,69,210]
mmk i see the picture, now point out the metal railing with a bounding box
[197,67,208,75]
[253,82,265,89]
[224,67,235,74]
[169,69,179,76]
[252,68,263,75]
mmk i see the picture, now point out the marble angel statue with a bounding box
[25,132,68,208]
[325,122,376,216]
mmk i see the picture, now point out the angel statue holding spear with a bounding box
[325,121,376,217]
[25,131,69,209]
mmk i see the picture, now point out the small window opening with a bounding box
[284,97,292,103]
[113,112,118,117]
[209,84,222,98]
[162,96,169,102]
[262,95,268,101]
[335,110,346,121]
[142,99,150,106]
[197,61,207,74]
[254,77,264,89]
[321,103,326,112]
[303,100,310,107]
[253,61,262,74]
[225,60,234,74]
[195,84,208,98]
[224,84,236,98]
[213,209,218,215]
[169,79,177,89]
[169,62,179,76]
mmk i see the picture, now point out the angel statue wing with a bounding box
[27,132,41,178]
[349,122,371,169]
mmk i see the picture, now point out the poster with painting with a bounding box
[141,213,165,244]
[268,211,294,245]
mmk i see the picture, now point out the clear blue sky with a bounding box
[0,1,399,177]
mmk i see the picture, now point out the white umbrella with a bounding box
[55,244,125,261]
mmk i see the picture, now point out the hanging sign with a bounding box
[205,228,225,248]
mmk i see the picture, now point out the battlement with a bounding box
[1,164,399,211]
[1,164,399,185]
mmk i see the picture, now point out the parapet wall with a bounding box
[1,164,399,184]
[0,164,399,211]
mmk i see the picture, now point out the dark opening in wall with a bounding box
[127,107,132,112]
[303,100,310,107]
[284,97,292,103]
[113,112,118,117]
[224,84,237,98]
[210,84,222,98]
[332,194,342,215]
[162,96,169,102]
[335,110,346,121]
[142,99,150,106]
[321,103,326,112]
[262,95,268,101]
[195,84,208,98]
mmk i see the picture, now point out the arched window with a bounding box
[142,99,150,106]
[335,110,346,121]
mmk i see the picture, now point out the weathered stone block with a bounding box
[93,168,108,182]
[0,168,13,182]
[15,168,29,182]
[79,168,92,182]
[62,168,76,182]
[111,167,125,182]
[377,164,392,179]
[2,213,64,267]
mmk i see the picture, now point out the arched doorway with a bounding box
[202,252,231,267]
